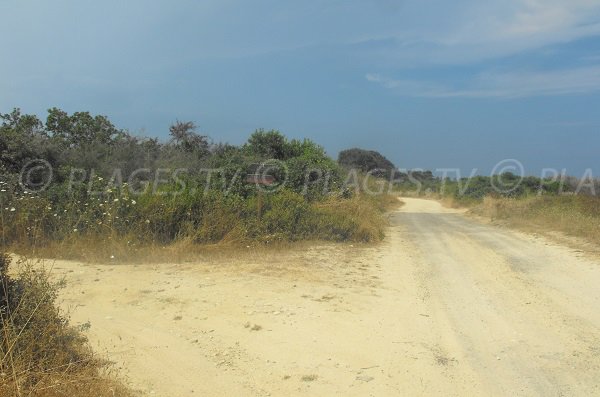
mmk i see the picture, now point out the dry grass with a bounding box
[0,254,135,397]
[10,236,347,266]
[0,371,134,397]
[470,195,600,246]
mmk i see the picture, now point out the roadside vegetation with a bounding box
[0,252,133,396]
[469,194,600,244]
[1,108,398,262]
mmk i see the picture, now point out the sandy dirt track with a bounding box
[53,198,600,396]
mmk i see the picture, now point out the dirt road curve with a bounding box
[55,197,600,396]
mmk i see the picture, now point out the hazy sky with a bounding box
[2,0,600,176]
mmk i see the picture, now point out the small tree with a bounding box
[169,121,209,155]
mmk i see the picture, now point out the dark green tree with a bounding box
[0,108,52,173]
[338,148,396,178]
[245,129,288,160]
[46,107,120,147]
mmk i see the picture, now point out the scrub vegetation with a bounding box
[1,108,398,261]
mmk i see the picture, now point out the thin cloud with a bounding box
[456,0,600,43]
[355,0,600,65]
[366,65,600,98]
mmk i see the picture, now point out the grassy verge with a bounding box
[2,187,399,263]
[469,195,600,245]
[0,253,135,396]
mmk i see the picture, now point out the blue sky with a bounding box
[2,0,600,176]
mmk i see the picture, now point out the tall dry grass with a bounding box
[470,195,600,245]
[0,253,135,397]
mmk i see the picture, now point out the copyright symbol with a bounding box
[19,159,53,192]
[491,159,524,194]
[256,159,288,193]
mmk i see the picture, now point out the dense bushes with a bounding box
[0,108,394,255]
[0,108,344,201]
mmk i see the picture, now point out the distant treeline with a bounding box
[1,108,343,197]
[394,172,599,204]
[336,147,598,202]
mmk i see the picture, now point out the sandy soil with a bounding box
[50,197,600,396]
